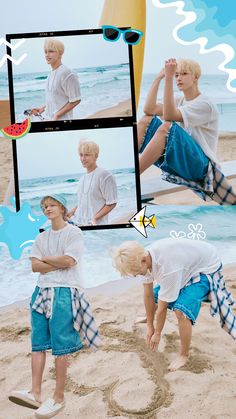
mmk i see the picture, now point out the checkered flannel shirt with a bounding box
[186,266,236,339]
[162,161,236,205]
[32,287,102,351]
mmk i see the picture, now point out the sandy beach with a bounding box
[0,265,236,418]
[86,99,132,119]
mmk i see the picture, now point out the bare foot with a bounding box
[134,316,147,324]
[168,355,188,372]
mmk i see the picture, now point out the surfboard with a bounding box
[99,0,146,109]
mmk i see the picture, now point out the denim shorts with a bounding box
[139,116,209,181]
[153,274,210,324]
[30,287,83,356]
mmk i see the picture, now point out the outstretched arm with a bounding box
[143,283,156,343]
[143,69,165,116]
[163,58,183,122]
[149,299,168,352]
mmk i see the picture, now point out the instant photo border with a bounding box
[6,28,136,132]
[7,28,141,231]
[13,125,141,230]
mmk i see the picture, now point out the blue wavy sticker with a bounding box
[153,0,236,91]
[0,198,46,260]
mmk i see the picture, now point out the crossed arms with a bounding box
[31,255,76,273]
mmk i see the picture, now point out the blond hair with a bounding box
[44,38,64,55]
[78,139,99,156]
[177,59,201,80]
[112,241,146,277]
[40,196,67,220]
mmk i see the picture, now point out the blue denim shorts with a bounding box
[30,287,83,356]
[140,116,209,181]
[153,274,210,324]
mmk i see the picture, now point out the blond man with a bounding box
[9,194,100,418]
[68,140,117,225]
[136,59,236,204]
[112,239,236,371]
[32,38,81,121]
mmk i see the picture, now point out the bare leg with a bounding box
[168,310,192,372]
[139,121,171,174]
[53,355,68,403]
[137,115,153,149]
[31,351,46,402]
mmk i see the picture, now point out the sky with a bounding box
[0,0,225,75]
[9,34,129,75]
[16,126,136,180]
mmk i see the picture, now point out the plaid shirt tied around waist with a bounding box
[32,287,102,351]
[186,265,236,339]
[162,161,236,205]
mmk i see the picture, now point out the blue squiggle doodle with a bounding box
[153,0,236,91]
[0,198,46,260]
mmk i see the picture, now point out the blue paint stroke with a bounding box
[153,0,236,90]
[0,198,47,260]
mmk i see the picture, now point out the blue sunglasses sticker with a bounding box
[102,26,144,45]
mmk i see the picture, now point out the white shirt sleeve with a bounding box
[158,270,183,302]
[62,73,81,102]
[178,99,214,130]
[63,228,84,263]
[29,235,43,260]
[100,174,118,205]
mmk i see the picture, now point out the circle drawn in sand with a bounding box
[59,323,172,418]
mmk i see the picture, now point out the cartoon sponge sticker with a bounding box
[0,199,47,260]
[1,118,31,140]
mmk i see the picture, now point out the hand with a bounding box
[91,218,98,226]
[66,210,75,219]
[156,68,165,81]
[164,58,177,78]
[146,324,155,345]
[149,332,161,352]
[52,113,60,121]
[31,107,45,115]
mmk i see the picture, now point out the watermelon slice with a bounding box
[1,118,31,140]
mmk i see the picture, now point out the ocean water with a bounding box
[19,168,137,223]
[0,205,236,307]
[139,73,236,131]
[1,69,235,130]
[0,63,132,121]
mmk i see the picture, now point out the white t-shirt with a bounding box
[143,238,221,302]
[45,64,81,120]
[74,166,117,225]
[176,94,219,163]
[30,223,84,288]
